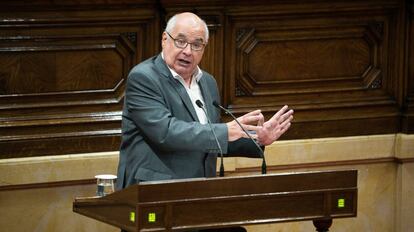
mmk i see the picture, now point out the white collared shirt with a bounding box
[161,53,208,124]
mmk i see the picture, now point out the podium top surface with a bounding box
[104,169,357,205]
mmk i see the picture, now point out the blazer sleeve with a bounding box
[227,138,264,158]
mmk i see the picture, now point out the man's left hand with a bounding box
[256,105,294,146]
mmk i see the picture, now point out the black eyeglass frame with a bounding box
[165,31,206,51]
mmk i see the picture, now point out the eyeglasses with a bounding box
[166,31,206,51]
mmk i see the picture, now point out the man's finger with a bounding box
[276,109,294,124]
[279,113,294,125]
[279,116,292,129]
[239,109,262,119]
[242,124,261,132]
[240,114,262,124]
[257,113,264,127]
[279,122,292,135]
[270,105,289,122]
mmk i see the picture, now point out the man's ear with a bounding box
[161,32,167,47]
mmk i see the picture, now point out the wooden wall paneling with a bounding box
[0,0,411,158]
[402,0,414,133]
[198,13,225,95]
[223,0,403,139]
[0,3,160,158]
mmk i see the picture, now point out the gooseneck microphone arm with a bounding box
[195,100,225,177]
[212,101,267,174]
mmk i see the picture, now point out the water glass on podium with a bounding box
[95,174,117,197]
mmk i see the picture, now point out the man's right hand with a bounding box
[226,110,264,141]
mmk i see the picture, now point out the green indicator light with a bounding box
[148,213,156,223]
[129,212,135,222]
[338,198,345,208]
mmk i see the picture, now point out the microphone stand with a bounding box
[213,101,267,174]
[196,100,225,177]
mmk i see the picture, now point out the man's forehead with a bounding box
[172,18,206,39]
[175,32,205,41]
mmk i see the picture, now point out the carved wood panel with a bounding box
[223,1,403,138]
[0,0,411,158]
[0,4,160,157]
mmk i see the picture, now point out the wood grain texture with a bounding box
[0,0,411,158]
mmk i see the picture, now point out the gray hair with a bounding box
[165,13,209,42]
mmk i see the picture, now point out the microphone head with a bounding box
[195,100,204,108]
[212,100,220,108]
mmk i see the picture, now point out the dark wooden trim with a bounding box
[233,157,398,173]
[395,157,414,163]
[0,178,95,192]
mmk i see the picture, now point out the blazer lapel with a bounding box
[198,75,215,122]
[170,79,199,122]
[154,54,199,122]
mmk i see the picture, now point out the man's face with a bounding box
[162,18,207,80]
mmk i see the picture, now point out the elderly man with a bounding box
[116,12,293,231]
[117,11,293,188]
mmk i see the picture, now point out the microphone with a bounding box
[212,101,267,174]
[196,100,225,177]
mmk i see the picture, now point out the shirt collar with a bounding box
[161,52,203,83]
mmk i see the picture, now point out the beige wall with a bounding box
[0,134,413,232]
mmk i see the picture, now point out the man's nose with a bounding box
[182,43,192,55]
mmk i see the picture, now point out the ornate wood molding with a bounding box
[0,0,411,157]
[0,4,160,157]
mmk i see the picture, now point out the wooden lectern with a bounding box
[73,170,357,232]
